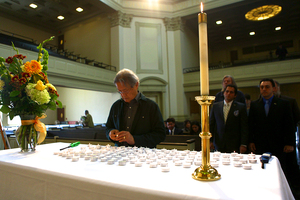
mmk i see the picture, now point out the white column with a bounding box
[108,11,133,70]
[164,17,188,121]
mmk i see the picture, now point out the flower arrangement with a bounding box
[0,36,62,151]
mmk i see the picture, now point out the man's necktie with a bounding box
[265,100,269,116]
[224,104,230,122]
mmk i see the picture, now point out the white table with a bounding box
[0,143,295,200]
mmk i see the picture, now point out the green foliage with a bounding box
[0,36,62,119]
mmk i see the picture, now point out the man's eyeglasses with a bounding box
[118,88,130,94]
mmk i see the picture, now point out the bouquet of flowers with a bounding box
[0,36,62,151]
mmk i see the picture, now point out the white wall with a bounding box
[63,16,111,64]
[0,16,57,45]
[122,17,169,82]
[181,26,198,69]
[41,86,120,125]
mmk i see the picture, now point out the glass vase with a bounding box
[16,115,38,152]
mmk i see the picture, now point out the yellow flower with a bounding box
[23,60,43,74]
[0,80,4,90]
[46,83,57,91]
[35,80,46,91]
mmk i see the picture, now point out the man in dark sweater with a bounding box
[106,69,165,148]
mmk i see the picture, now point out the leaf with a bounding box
[10,90,20,97]
[0,105,10,113]
[56,100,63,108]
[11,42,19,54]
[9,112,15,120]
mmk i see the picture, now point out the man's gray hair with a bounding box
[114,68,140,88]
[222,75,237,90]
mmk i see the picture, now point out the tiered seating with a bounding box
[0,32,116,72]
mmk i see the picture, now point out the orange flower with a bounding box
[23,60,43,74]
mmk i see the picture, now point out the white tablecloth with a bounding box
[0,143,295,200]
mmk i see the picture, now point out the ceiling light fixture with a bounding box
[245,5,282,21]
[29,3,38,9]
[216,20,222,25]
[226,36,232,40]
[275,26,281,31]
[249,32,255,35]
[57,15,64,20]
[76,7,83,12]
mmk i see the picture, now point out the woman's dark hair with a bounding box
[190,121,201,135]
[184,120,191,128]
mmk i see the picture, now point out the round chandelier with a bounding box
[245,5,282,21]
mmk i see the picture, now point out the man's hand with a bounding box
[249,143,256,153]
[283,145,294,153]
[239,145,247,154]
[116,131,135,145]
[109,129,119,141]
[210,142,215,151]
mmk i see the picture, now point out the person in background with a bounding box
[106,68,165,148]
[210,84,248,153]
[273,80,300,197]
[190,121,201,135]
[182,119,191,134]
[82,110,94,128]
[214,75,246,104]
[166,117,183,135]
[244,93,251,116]
[274,80,300,129]
[276,44,288,60]
[164,120,168,132]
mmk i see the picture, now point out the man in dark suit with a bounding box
[249,78,295,156]
[249,79,298,190]
[166,117,183,135]
[210,84,248,153]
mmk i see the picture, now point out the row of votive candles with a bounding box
[54,145,204,172]
[54,144,258,171]
[211,151,257,169]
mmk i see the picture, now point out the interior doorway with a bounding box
[57,107,65,122]
[230,50,238,64]
[58,35,64,50]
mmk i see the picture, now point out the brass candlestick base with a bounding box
[192,165,221,181]
[192,95,221,181]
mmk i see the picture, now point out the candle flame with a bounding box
[200,2,203,13]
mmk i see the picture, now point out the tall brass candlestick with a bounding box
[192,3,221,181]
[192,96,221,181]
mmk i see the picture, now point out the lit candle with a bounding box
[198,2,209,95]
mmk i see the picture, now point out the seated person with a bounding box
[82,110,94,128]
[166,117,183,135]
[182,119,191,134]
[190,121,201,135]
